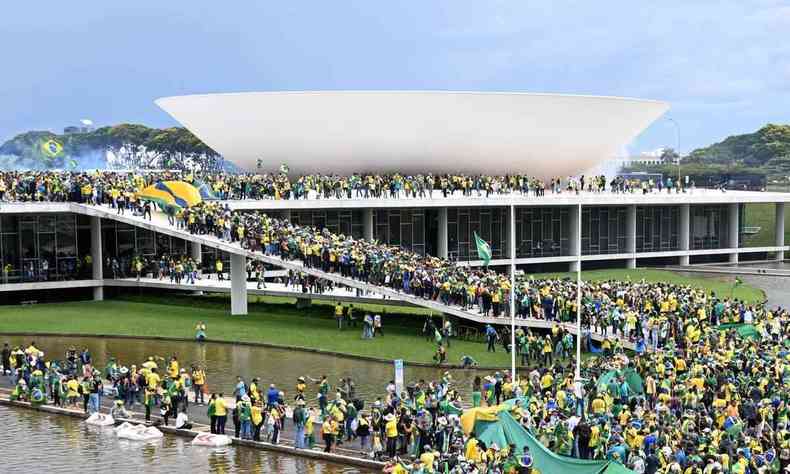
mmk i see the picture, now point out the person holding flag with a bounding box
[474,232,492,266]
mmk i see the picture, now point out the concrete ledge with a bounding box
[0,279,103,293]
[104,278,414,307]
[0,395,384,469]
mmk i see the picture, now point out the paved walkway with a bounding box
[106,277,413,308]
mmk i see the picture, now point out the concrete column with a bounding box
[728,203,739,263]
[91,216,103,301]
[437,207,448,259]
[190,242,204,295]
[507,205,516,276]
[568,205,581,272]
[230,253,248,315]
[363,208,374,241]
[626,205,636,269]
[190,242,202,275]
[775,202,785,260]
[679,204,690,266]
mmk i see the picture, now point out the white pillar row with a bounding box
[230,253,248,315]
[437,208,448,259]
[626,205,637,269]
[775,202,785,260]
[363,208,374,241]
[91,216,103,301]
[568,205,581,272]
[679,204,690,266]
[728,203,739,264]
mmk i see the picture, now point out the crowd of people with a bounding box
[172,199,755,358]
[4,285,790,473]
[0,170,697,204]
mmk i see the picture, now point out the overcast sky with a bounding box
[3,1,789,154]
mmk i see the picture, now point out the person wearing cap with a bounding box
[295,376,306,401]
[142,355,157,371]
[293,399,307,449]
[418,444,438,473]
[191,365,206,405]
[305,406,317,449]
[239,395,253,439]
[249,377,261,404]
[384,413,399,458]
[267,402,282,444]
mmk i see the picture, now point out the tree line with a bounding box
[0,124,223,171]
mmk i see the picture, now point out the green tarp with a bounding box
[601,461,637,474]
[595,368,644,396]
[718,323,761,340]
[473,410,635,474]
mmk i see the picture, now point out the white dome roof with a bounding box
[156,91,669,177]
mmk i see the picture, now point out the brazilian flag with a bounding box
[41,138,64,158]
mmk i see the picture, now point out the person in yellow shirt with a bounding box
[142,356,157,371]
[251,402,263,441]
[146,368,161,391]
[334,302,344,330]
[385,459,410,474]
[419,445,438,473]
[66,377,80,406]
[214,395,229,430]
[304,407,316,448]
[191,366,206,405]
[168,356,179,379]
[540,371,554,395]
[385,414,399,458]
[591,394,608,415]
[464,434,481,463]
[322,415,338,453]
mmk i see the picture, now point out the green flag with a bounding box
[474,232,492,266]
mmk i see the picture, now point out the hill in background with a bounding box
[625,124,790,184]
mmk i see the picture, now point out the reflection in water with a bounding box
[0,405,372,474]
[1,334,486,401]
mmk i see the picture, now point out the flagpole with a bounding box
[575,202,582,381]
[510,200,516,382]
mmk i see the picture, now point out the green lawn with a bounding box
[530,268,764,302]
[0,270,764,365]
[742,202,784,249]
[0,295,511,366]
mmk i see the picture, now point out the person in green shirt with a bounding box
[309,375,330,416]
[207,393,217,433]
[292,400,307,448]
[239,396,253,439]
